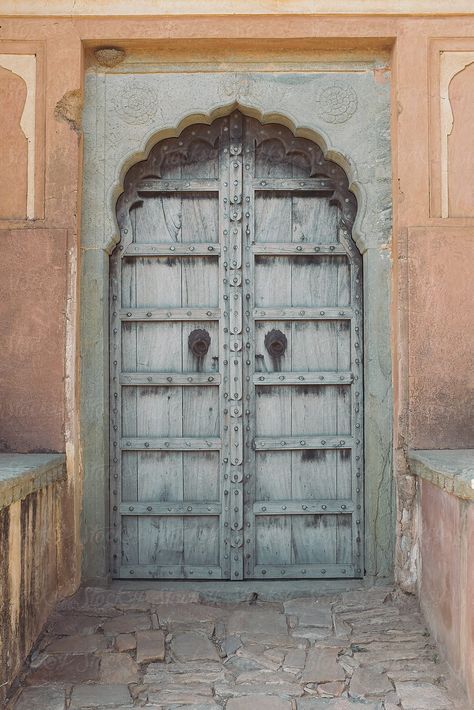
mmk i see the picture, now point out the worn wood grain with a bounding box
[112,113,363,579]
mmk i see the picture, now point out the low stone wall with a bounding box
[0,454,69,703]
[409,450,474,704]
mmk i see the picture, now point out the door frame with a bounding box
[80,67,394,585]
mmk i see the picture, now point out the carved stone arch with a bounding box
[115,109,360,257]
[109,104,368,254]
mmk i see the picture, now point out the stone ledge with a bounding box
[408,449,474,501]
[0,453,66,509]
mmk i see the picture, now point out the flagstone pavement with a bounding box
[8,587,470,709]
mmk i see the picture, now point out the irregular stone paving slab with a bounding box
[297,699,383,708]
[350,628,428,644]
[147,686,214,704]
[386,664,446,684]
[12,685,66,710]
[115,632,136,652]
[333,617,352,639]
[57,588,141,616]
[136,629,166,663]
[234,669,298,685]
[338,608,400,624]
[222,634,242,656]
[384,690,401,706]
[349,666,393,698]
[240,631,304,647]
[144,667,228,686]
[83,590,150,612]
[145,589,201,604]
[145,660,224,677]
[101,612,151,635]
[339,588,393,609]
[353,645,434,667]
[394,680,454,709]
[314,639,346,650]
[318,680,345,697]
[284,648,307,673]
[302,648,345,684]
[69,683,131,708]
[168,620,217,637]
[226,696,292,709]
[284,598,333,626]
[171,630,220,661]
[99,652,139,683]
[263,647,286,664]
[44,633,109,654]
[215,680,304,698]
[225,655,267,675]
[357,640,431,654]
[227,607,288,636]
[26,654,101,684]
[235,642,280,671]
[293,627,334,641]
[45,613,104,636]
[155,602,226,625]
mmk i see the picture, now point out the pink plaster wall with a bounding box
[419,479,474,702]
[0,229,67,453]
[408,228,474,449]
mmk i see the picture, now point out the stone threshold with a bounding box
[408,448,474,501]
[0,453,66,509]
[109,578,389,602]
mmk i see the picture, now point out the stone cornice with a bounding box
[0,454,66,509]
[408,449,474,502]
[2,1,474,17]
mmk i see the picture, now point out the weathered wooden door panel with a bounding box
[111,112,363,580]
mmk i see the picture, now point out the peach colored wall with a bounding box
[408,228,474,449]
[418,480,474,703]
[0,229,67,453]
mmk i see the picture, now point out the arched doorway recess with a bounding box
[110,111,364,580]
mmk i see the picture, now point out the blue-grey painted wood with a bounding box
[112,112,363,579]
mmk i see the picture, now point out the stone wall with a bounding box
[409,450,474,704]
[0,455,71,704]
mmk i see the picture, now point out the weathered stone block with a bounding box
[45,633,109,654]
[69,683,131,708]
[226,697,292,710]
[302,648,345,684]
[13,685,66,710]
[99,652,139,683]
[349,666,392,698]
[115,633,136,652]
[101,612,151,635]
[227,608,288,636]
[394,681,454,709]
[45,612,103,636]
[171,631,220,662]
[136,630,166,663]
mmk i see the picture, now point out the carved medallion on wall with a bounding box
[316,83,358,124]
[220,73,254,102]
[113,82,159,125]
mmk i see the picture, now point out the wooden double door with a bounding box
[110,111,363,580]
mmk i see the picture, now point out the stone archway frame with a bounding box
[81,70,393,583]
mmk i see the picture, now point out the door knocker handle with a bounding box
[188,329,211,358]
[264,329,287,358]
